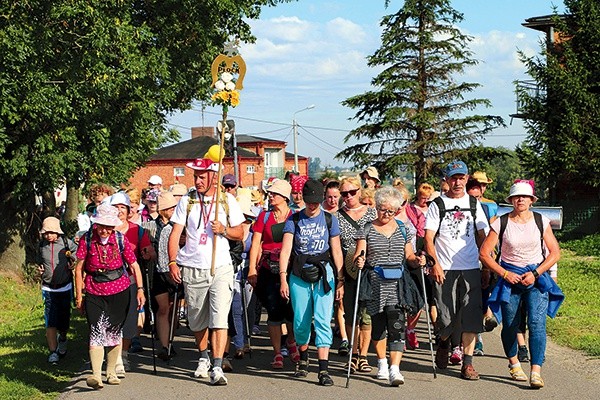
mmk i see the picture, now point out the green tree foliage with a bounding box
[337,0,504,184]
[308,157,322,178]
[516,0,600,203]
[0,0,287,264]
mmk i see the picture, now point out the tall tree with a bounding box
[337,0,504,183]
[516,0,600,204]
[0,0,287,271]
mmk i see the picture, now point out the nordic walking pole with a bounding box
[346,250,364,388]
[420,252,437,379]
[240,269,252,358]
[167,284,179,360]
[144,262,157,375]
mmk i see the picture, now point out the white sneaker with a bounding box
[376,360,389,380]
[210,366,228,385]
[48,352,59,364]
[194,357,211,378]
[389,366,405,386]
[57,335,67,356]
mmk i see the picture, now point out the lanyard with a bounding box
[198,194,215,232]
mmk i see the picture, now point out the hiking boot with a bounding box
[406,329,418,350]
[389,366,405,386]
[210,366,228,386]
[435,345,449,369]
[449,346,463,365]
[194,357,211,378]
[294,360,309,378]
[518,345,530,363]
[318,371,333,386]
[57,335,68,357]
[338,339,350,356]
[460,364,480,380]
[48,352,60,365]
[484,315,498,332]
[474,340,484,356]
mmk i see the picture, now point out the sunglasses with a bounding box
[377,207,397,216]
[224,185,236,189]
[340,189,359,197]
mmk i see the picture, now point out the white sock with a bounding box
[378,358,388,369]
[509,362,521,369]
[389,365,400,373]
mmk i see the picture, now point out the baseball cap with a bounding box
[443,160,468,177]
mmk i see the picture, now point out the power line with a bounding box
[298,125,344,151]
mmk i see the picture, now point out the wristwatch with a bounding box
[531,269,540,279]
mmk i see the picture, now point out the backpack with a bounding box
[363,219,408,243]
[497,212,545,260]
[432,195,478,237]
[186,189,230,228]
[291,210,333,236]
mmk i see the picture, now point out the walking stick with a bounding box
[144,263,157,375]
[167,284,179,360]
[346,250,364,388]
[210,112,228,277]
[240,269,252,358]
[419,252,437,379]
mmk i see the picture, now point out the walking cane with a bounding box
[345,250,364,388]
[419,252,437,379]
[167,284,179,361]
[144,263,157,375]
[240,269,252,358]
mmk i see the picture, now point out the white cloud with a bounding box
[325,17,367,45]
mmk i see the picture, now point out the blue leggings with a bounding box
[289,264,334,348]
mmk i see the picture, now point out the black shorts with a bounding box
[43,290,71,331]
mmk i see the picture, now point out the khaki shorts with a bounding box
[181,264,234,331]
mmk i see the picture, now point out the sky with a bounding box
[167,0,565,167]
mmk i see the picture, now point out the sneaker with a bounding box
[484,315,498,332]
[280,347,289,358]
[449,346,463,365]
[338,339,350,356]
[530,372,544,389]
[157,347,174,361]
[318,371,333,386]
[474,340,484,356]
[406,329,418,350]
[222,357,233,372]
[460,364,480,380]
[252,325,261,335]
[389,366,405,386]
[376,361,389,380]
[194,357,211,378]
[129,337,143,353]
[518,345,530,363]
[435,345,449,369]
[48,352,60,365]
[210,366,228,386]
[57,335,68,357]
[294,360,309,378]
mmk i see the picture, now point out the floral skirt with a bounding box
[85,289,130,347]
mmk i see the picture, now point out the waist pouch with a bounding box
[89,268,124,283]
[261,252,281,274]
[300,264,321,283]
[373,264,404,280]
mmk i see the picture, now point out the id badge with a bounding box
[199,233,208,245]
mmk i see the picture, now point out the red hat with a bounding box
[291,175,309,193]
[186,158,220,172]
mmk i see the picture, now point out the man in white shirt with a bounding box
[168,158,245,386]
[424,160,489,381]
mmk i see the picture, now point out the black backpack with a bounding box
[497,212,545,260]
[432,195,478,237]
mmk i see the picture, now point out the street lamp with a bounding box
[293,104,315,173]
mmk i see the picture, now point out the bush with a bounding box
[560,233,600,255]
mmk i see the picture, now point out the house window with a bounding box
[174,167,185,177]
[246,165,256,174]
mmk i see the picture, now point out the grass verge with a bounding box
[0,274,88,400]
[547,235,600,357]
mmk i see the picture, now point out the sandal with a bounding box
[271,353,284,369]
[357,357,373,372]
[286,340,300,364]
[530,372,544,388]
[345,356,358,374]
[509,365,528,381]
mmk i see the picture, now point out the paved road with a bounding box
[59,318,599,400]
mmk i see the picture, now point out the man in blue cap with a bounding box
[423,160,489,380]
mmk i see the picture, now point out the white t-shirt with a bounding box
[171,192,245,269]
[425,194,489,271]
[491,215,551,267]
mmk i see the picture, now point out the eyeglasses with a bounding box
[340,189,359,198]
[377,207,397,216]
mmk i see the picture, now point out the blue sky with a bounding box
[167,0,564,167]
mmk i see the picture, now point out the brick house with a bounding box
[128,127,308,191]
